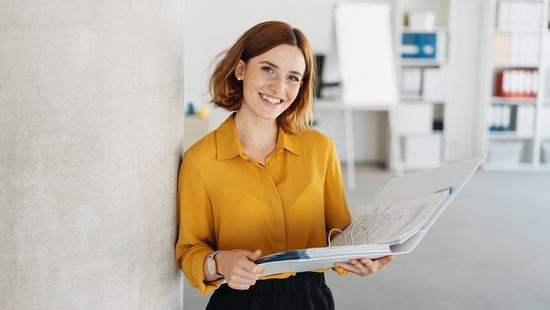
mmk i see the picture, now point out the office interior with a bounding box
[1,0,549,309]
[183,0,550,309]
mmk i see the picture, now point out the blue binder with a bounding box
[401,33,438,59]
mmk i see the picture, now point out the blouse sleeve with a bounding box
[175,150,222,295]
[323,139,352,276]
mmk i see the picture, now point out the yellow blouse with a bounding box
[175,114,351,295]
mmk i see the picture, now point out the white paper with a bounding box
[330,190,450,247]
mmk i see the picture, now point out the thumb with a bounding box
[244,249,262,261]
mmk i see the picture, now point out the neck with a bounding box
[233,111,278,152]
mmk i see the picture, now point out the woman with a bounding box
[175,21,394,309]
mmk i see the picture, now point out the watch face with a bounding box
[207,257,216,275]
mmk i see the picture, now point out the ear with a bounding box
[234,59,246,80]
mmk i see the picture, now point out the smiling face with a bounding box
[234,44,306,122]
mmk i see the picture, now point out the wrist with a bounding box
[206,251,223,279]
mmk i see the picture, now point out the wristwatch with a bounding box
[206,251,223,279]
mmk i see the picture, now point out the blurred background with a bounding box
[2,0,549,309]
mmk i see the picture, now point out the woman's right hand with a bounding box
[215,249,264,290]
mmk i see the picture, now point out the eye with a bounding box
[287,75,301,83]
[261,66,275,74]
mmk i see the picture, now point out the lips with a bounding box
[259,93,283,105]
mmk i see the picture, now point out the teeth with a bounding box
[260,93,281,105]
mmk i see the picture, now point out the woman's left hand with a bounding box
[334,255,395,277]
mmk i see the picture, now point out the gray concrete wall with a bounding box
[0,1,185,309]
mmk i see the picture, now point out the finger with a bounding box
[243,250,264,274]
[376,255,395,265]
[243,249,262,261]
[233,267,260,283]
[359,257,381,272]
[372,255,395,269]
[352,260,373,275]
[359,257,374,265]
[227,271,258,286]
[253,265,264,275]
[335,262,369,276]
[351,259,365,268]
[240,258,261,275]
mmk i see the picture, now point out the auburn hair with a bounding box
[209,21,316,135]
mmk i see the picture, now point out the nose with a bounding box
[269,76,285,94]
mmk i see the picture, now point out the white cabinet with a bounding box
[394,0,451,169]
[480,0,550,170]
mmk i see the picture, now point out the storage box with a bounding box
[488,141,523,165]
[408,12,435,31]
[542,107,550,135]
[542,142,550,164]
[401,68,422,97]
[401,32,447,62]
[402,134,441,168]
[423,67,447,101]
[515,106,535,135]
[396,103,433,134]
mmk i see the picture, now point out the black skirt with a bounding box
[206,272,335,310]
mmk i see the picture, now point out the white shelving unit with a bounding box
[393,0,451,170]
[480,0,550,171]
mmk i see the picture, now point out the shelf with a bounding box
[480,0,550,172]
[490,96,537,105]
[399,132,443,138]
[481,163,550,172]
[401,27,448,33]
[400,59,446,67]
[314,99,396,111]
[493,28,542,34]
[492,62,540,69]
[401,97,445,104]
[489,133,534,140]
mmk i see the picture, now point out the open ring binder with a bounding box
[251,155,485,279]
[328,223,370,247]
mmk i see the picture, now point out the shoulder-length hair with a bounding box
[209,21,316,135]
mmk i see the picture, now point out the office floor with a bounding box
[183,165,550,309]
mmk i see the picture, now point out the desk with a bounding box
[314,100,403,189]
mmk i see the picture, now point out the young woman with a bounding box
[175,21,394,310]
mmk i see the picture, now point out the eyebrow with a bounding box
[259,61,303,77]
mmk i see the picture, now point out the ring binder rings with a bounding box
[251,155,485,278]
[327,224,370,247]
[327,228,346,247]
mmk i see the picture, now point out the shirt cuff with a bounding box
[332,266,349,276]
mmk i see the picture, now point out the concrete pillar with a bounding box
[0,1,185,309]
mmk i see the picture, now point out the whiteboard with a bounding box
[334,2,399,105]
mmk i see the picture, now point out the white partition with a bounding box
[334,2,399,105]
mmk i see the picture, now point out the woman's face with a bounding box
[235,44,306,122]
